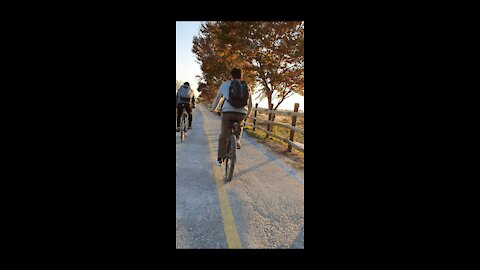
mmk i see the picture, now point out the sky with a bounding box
[176,21,304,111]
[176,21,202,97]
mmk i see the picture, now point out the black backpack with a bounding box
[227,80,249,108]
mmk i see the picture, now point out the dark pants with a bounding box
[177,103,193,127]
[218,112,246,160]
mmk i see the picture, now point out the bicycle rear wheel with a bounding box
[180,113,186,142]
[225,134,237,183]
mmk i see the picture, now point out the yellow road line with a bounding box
[201,107,243,249]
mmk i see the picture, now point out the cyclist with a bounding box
[176,82,196,132]
[210,68,252,166]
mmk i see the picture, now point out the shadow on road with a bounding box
[290,225,304,249]
[232,158,274,179]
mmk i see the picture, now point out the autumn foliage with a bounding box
[192,21,304,109]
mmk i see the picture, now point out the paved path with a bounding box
[176,104,304,249]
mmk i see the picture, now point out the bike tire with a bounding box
[180,114,186,142]
[225,134,236,183]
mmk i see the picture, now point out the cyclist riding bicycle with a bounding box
[176,82,196,132]
[210,68,252,166]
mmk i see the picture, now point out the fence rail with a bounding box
[246,103,304,153]
[253,107,304,117]
[247,116,304,134]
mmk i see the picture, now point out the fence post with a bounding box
[288,103,300,152]
[253,103,258,131]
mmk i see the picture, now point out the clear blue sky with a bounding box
[176,22,202,93]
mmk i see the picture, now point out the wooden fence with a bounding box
[244,103,304,153]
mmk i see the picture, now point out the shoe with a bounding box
[188,126,192,130]
[236,141,241,149]
[176,127,180,132]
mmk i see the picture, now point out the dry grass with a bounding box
[243,111,304,169]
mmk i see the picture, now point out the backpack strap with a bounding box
[225,80,233,104]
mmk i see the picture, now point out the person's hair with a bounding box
[231,68,242,80]
[183,82,190,86]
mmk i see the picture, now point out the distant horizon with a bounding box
[251,92,304,111]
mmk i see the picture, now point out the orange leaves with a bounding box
[192,21,304,106]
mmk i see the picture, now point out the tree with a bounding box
[192,22,230,103]
[193,22,257,103]
[192,21,304,110]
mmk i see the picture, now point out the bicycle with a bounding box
[224,121,241,183]
[179,106,188,142]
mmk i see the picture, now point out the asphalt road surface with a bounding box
[176,103,304,249]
